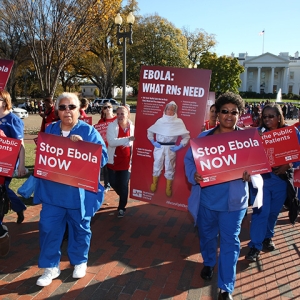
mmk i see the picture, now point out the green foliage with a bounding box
[199,52,244,94]
[94,88,100,97]
[9,144,36,207]
[182,27,216,66]
[125,14,190,92]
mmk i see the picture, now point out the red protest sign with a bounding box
[81,116,92,125]
[190,128,271,187]
[0,59,14,89]
[94,123,108,143]
[0,136,21,177]
[130,66,212,211]
[260,126,300,167]
[240,113,253,126]
[294,168,300,188]
[34,132,102,192]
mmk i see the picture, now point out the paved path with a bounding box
[1,188,300,299]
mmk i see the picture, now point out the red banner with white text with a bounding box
[191,129,271,187]
[130,66,211,211]
[0,136,21,177]
[34,132,102,192]
[0,59,14,89]
[261,126,300,167]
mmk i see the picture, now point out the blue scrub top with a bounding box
[0,112,24,140]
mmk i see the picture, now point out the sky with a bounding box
[133,0,299,58]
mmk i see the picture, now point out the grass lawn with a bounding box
[9,143,36,207]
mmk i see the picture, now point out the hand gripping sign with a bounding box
[260,126,300,167]
[190,128,271,187]
[0,136,21,177]
[34,132,102,192]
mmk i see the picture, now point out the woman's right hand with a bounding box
[194,172,203,183]
[129,136,135,142]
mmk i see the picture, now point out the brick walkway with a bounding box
[0,189,300,300]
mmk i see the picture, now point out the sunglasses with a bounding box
[220,109,239,116]
[103,106,112,110]
[262,114,276,119]
[58,104,77,111]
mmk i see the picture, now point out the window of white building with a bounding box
[249,72,253,80]
[290,72,294,80]
[274,72,278,80]
[288,85,293,93]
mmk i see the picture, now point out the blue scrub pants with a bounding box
[38,202,91,268]
[248,178,287,250]
[5,178,26,213]
[197,205,246,293]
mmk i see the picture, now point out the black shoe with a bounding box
[118,209,125,218]
[263,238,276,251]
[218,291,233,300]
[17,210,25,224]
[245,247,260,262]
[200,266,214,280]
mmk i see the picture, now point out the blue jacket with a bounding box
[33,120,108,218]
[184,128,248,223]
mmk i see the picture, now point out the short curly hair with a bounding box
[215,92,244,114]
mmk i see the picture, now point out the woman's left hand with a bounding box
[70,135,83,142]
[242,170,251,182]
[17,164,27,177]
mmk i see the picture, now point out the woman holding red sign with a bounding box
[245,103,299,262]
[0,90,27,225]
[97,103,117,193]
[184,92,252,300]
[34,92,108,287]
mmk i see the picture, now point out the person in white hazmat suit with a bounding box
[147,101,190,197]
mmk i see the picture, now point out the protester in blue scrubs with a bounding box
[34,92,108,287]
[0,90,27,226]
[245,103,299,261]
[184,92,251,300]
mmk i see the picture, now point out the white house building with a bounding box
[80,83,133,98]
[81,83,99,98]
[237,51,300,95]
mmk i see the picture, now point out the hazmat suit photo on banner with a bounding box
[147,101,190,197]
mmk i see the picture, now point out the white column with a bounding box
[257,67,261,93]
[270,67,274,93]
[283,67,289,93]
[243,67,248,91]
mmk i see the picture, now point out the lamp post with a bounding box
[115,12,135,106]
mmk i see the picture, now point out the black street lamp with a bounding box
[115,12,135,106]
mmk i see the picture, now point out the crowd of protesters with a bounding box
[1,91,300,300]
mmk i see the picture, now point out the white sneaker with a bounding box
[36,267,61,287]
[73,262,87,279]
[0,225,8,238]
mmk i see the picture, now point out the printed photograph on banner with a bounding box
[190,128,271,187]
[130,66,211,211]
[34,132,102,192]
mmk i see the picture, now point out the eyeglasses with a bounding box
[58,104,77,111]
[262,114,276,119]
[103,106,112,110]
[220,109,239,116]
